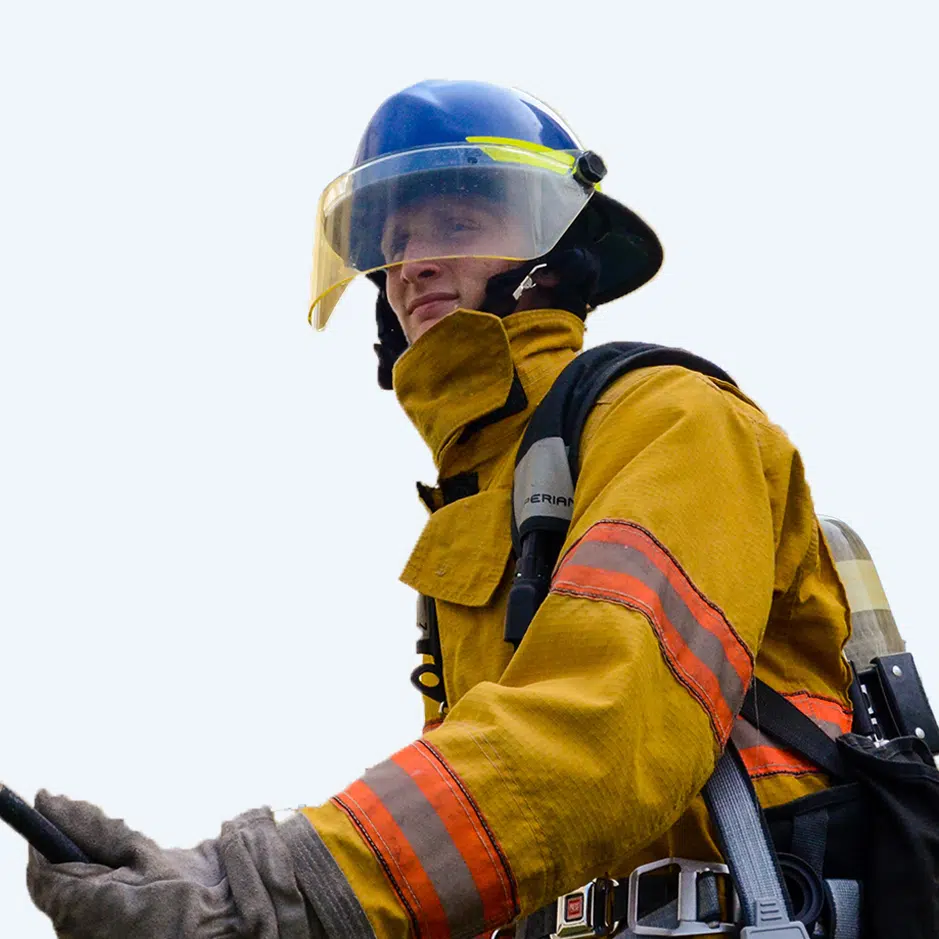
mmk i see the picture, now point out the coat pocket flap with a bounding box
[400,489,513,607]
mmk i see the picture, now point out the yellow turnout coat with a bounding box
[300,308,853,939]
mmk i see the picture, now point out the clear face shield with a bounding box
[308,140,600,329]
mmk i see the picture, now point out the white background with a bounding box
[1,2,937,934]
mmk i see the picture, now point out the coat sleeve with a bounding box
[293,366,814,939]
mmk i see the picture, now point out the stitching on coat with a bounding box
[781,688,852,722]
[551,518,755,743]
[334,792,426,923]
[551,582,726,743]
[331,795,423,937]
[417,739,519,919]
[748,764,824,779]
[345,793,426,932]
[550,580,720,715]
[407,743,512,919]
[554,519,754,672]
[464,727,552,911]
[411,746,512,917]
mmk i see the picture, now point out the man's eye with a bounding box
[385,232,409,261]
[446,217,480,233]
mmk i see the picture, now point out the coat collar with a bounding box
[393,309,585,484]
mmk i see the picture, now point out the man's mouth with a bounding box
[408,293,459,321]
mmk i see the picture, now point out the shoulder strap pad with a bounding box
[511,342,735,553]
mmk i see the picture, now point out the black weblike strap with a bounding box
[742,678,846,780]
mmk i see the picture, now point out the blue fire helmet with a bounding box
[309,80,662,328]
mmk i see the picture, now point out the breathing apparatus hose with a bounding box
[0,782,89,863]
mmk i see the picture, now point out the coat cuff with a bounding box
[281,811,377,939]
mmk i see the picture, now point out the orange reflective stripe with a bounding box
[552,520,753,743]
[335,779,447,938]
[332,741,517,938]
[783,690,853,738]
[732,691,852,778]
[732,722,820,777]
[395,742,516,929]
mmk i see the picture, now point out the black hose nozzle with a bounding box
[0,784,90,864]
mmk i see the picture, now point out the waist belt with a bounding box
[514,864,861,939]
[514,860,732,939]
[516,742,861,939]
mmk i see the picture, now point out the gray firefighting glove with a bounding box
[26,791,341,939]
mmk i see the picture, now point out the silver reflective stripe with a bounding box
[568,539,747,715]
[513,436,575,530]
[363,760,486,935]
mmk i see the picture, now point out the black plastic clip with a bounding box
[504,531,561,649]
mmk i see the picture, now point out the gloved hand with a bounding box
[27,790,326,939]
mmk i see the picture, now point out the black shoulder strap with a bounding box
[505,341,735,648]
[742,678,846,779]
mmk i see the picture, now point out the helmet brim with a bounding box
[583,192,664,306]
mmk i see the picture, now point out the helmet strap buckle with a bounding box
[512,263,549,301]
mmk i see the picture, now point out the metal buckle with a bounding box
[551,878,619,938]
[628,857,736,936]
[512,263,549,300]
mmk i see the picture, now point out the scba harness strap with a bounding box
[505,343,813,938]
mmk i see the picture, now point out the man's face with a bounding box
[382,196,522,344]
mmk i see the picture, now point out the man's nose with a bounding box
[399,254,443,284]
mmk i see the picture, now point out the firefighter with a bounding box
[27,80,853,939]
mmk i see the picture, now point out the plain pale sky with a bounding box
[2,2,937,934]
